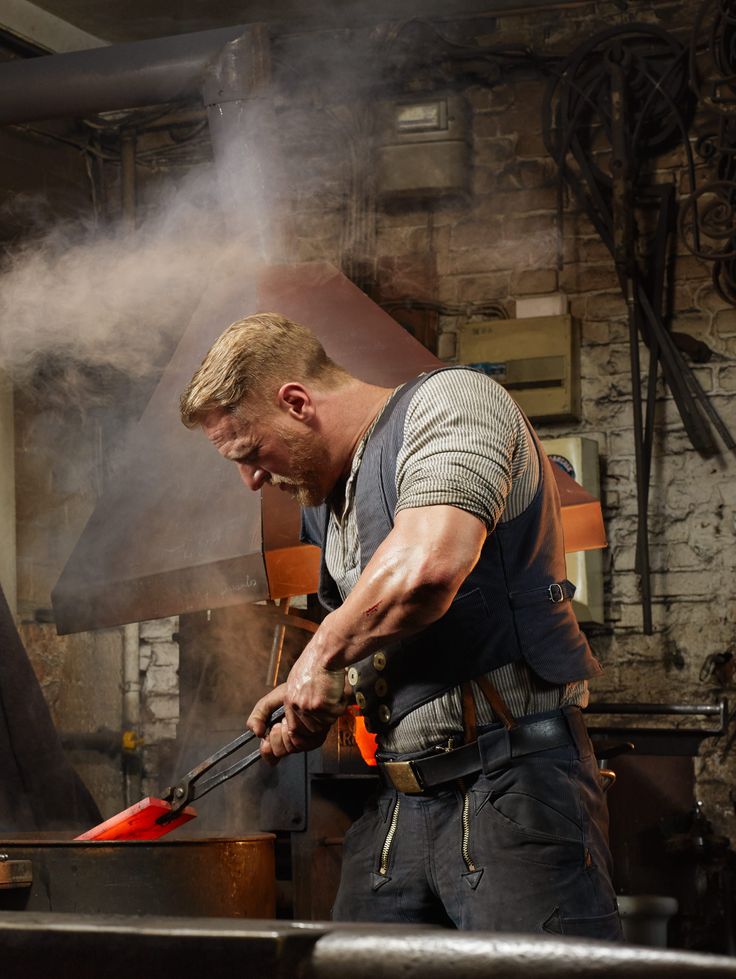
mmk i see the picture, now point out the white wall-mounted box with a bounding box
[458,315,581,422]
[515,292,568,318]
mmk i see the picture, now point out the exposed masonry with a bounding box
[456,2,736,842]
[138,616,180,796]
[282,0,736,840]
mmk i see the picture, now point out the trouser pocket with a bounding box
[543,906,623,942]
[473,758,585,856]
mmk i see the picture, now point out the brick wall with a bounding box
[283,0,736,839]
[138,616,180,797]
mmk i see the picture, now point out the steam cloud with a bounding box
[0,166,253,394]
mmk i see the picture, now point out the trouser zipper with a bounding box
[378,796,401,876]
[459,780,476,873]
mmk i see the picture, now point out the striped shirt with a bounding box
[324,369,587,754]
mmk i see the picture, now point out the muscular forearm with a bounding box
[248,506,486,747]
[312,504,487,671]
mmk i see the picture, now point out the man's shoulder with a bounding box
[407,365,517,414]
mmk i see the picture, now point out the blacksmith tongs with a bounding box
[157,705,285,824]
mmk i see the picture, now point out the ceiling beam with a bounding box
[0,0,106,53]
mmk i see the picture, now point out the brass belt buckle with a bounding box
[383,760,424,794]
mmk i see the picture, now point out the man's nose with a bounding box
[237,463,269,491]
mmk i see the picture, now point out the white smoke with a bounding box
[0,166,252,391]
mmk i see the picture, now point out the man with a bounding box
[180,311,622,939]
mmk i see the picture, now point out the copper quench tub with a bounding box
[0,834,275,917]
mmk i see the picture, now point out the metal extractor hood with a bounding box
[51,261,605,635]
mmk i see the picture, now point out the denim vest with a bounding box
[301,368,602,732]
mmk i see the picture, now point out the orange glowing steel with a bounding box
[75,797,197,841]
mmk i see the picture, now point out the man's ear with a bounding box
[277,382,314,422]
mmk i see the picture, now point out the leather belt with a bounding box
[379,710,579,795]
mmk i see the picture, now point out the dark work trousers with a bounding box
[332,707,623,940]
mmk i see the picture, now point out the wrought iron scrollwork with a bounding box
[684,0,736,303]
[679,180,736,260]
[689,0,736,116]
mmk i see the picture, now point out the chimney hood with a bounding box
[51,261,605,636]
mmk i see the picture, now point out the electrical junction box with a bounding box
[541,436,604,625]
[376,95,470,202]
[457,315,581,422]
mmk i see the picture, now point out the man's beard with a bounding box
[270,426,326,508]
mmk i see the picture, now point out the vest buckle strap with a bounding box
[381,760,424,794]
[548,582,565,603]
[509,579,576,610]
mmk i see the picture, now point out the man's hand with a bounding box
[247,683,330,765]
[246,639,348,765]
[283,638,347,735]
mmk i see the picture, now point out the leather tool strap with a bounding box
[473,674,518,731]
[461,681,477,744]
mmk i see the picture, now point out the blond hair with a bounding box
[179,312,350,427]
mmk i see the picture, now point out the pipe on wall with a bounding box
[122,622,142,805]
[0,18,282,257]
[203,24,284,257]
[120,130,137,233]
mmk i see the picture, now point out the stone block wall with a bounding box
[280,0,736,840]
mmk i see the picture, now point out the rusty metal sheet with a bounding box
[553,465,607,551]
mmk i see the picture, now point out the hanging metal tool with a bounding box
[543,24,735,632]
[608,47,655,629]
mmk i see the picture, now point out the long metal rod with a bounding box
[4,914,735,979]
[122,622,142,805]
[609,60,653,634]
[0,24,251,125]
[588,701,726,716]
[120,132,137,234]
